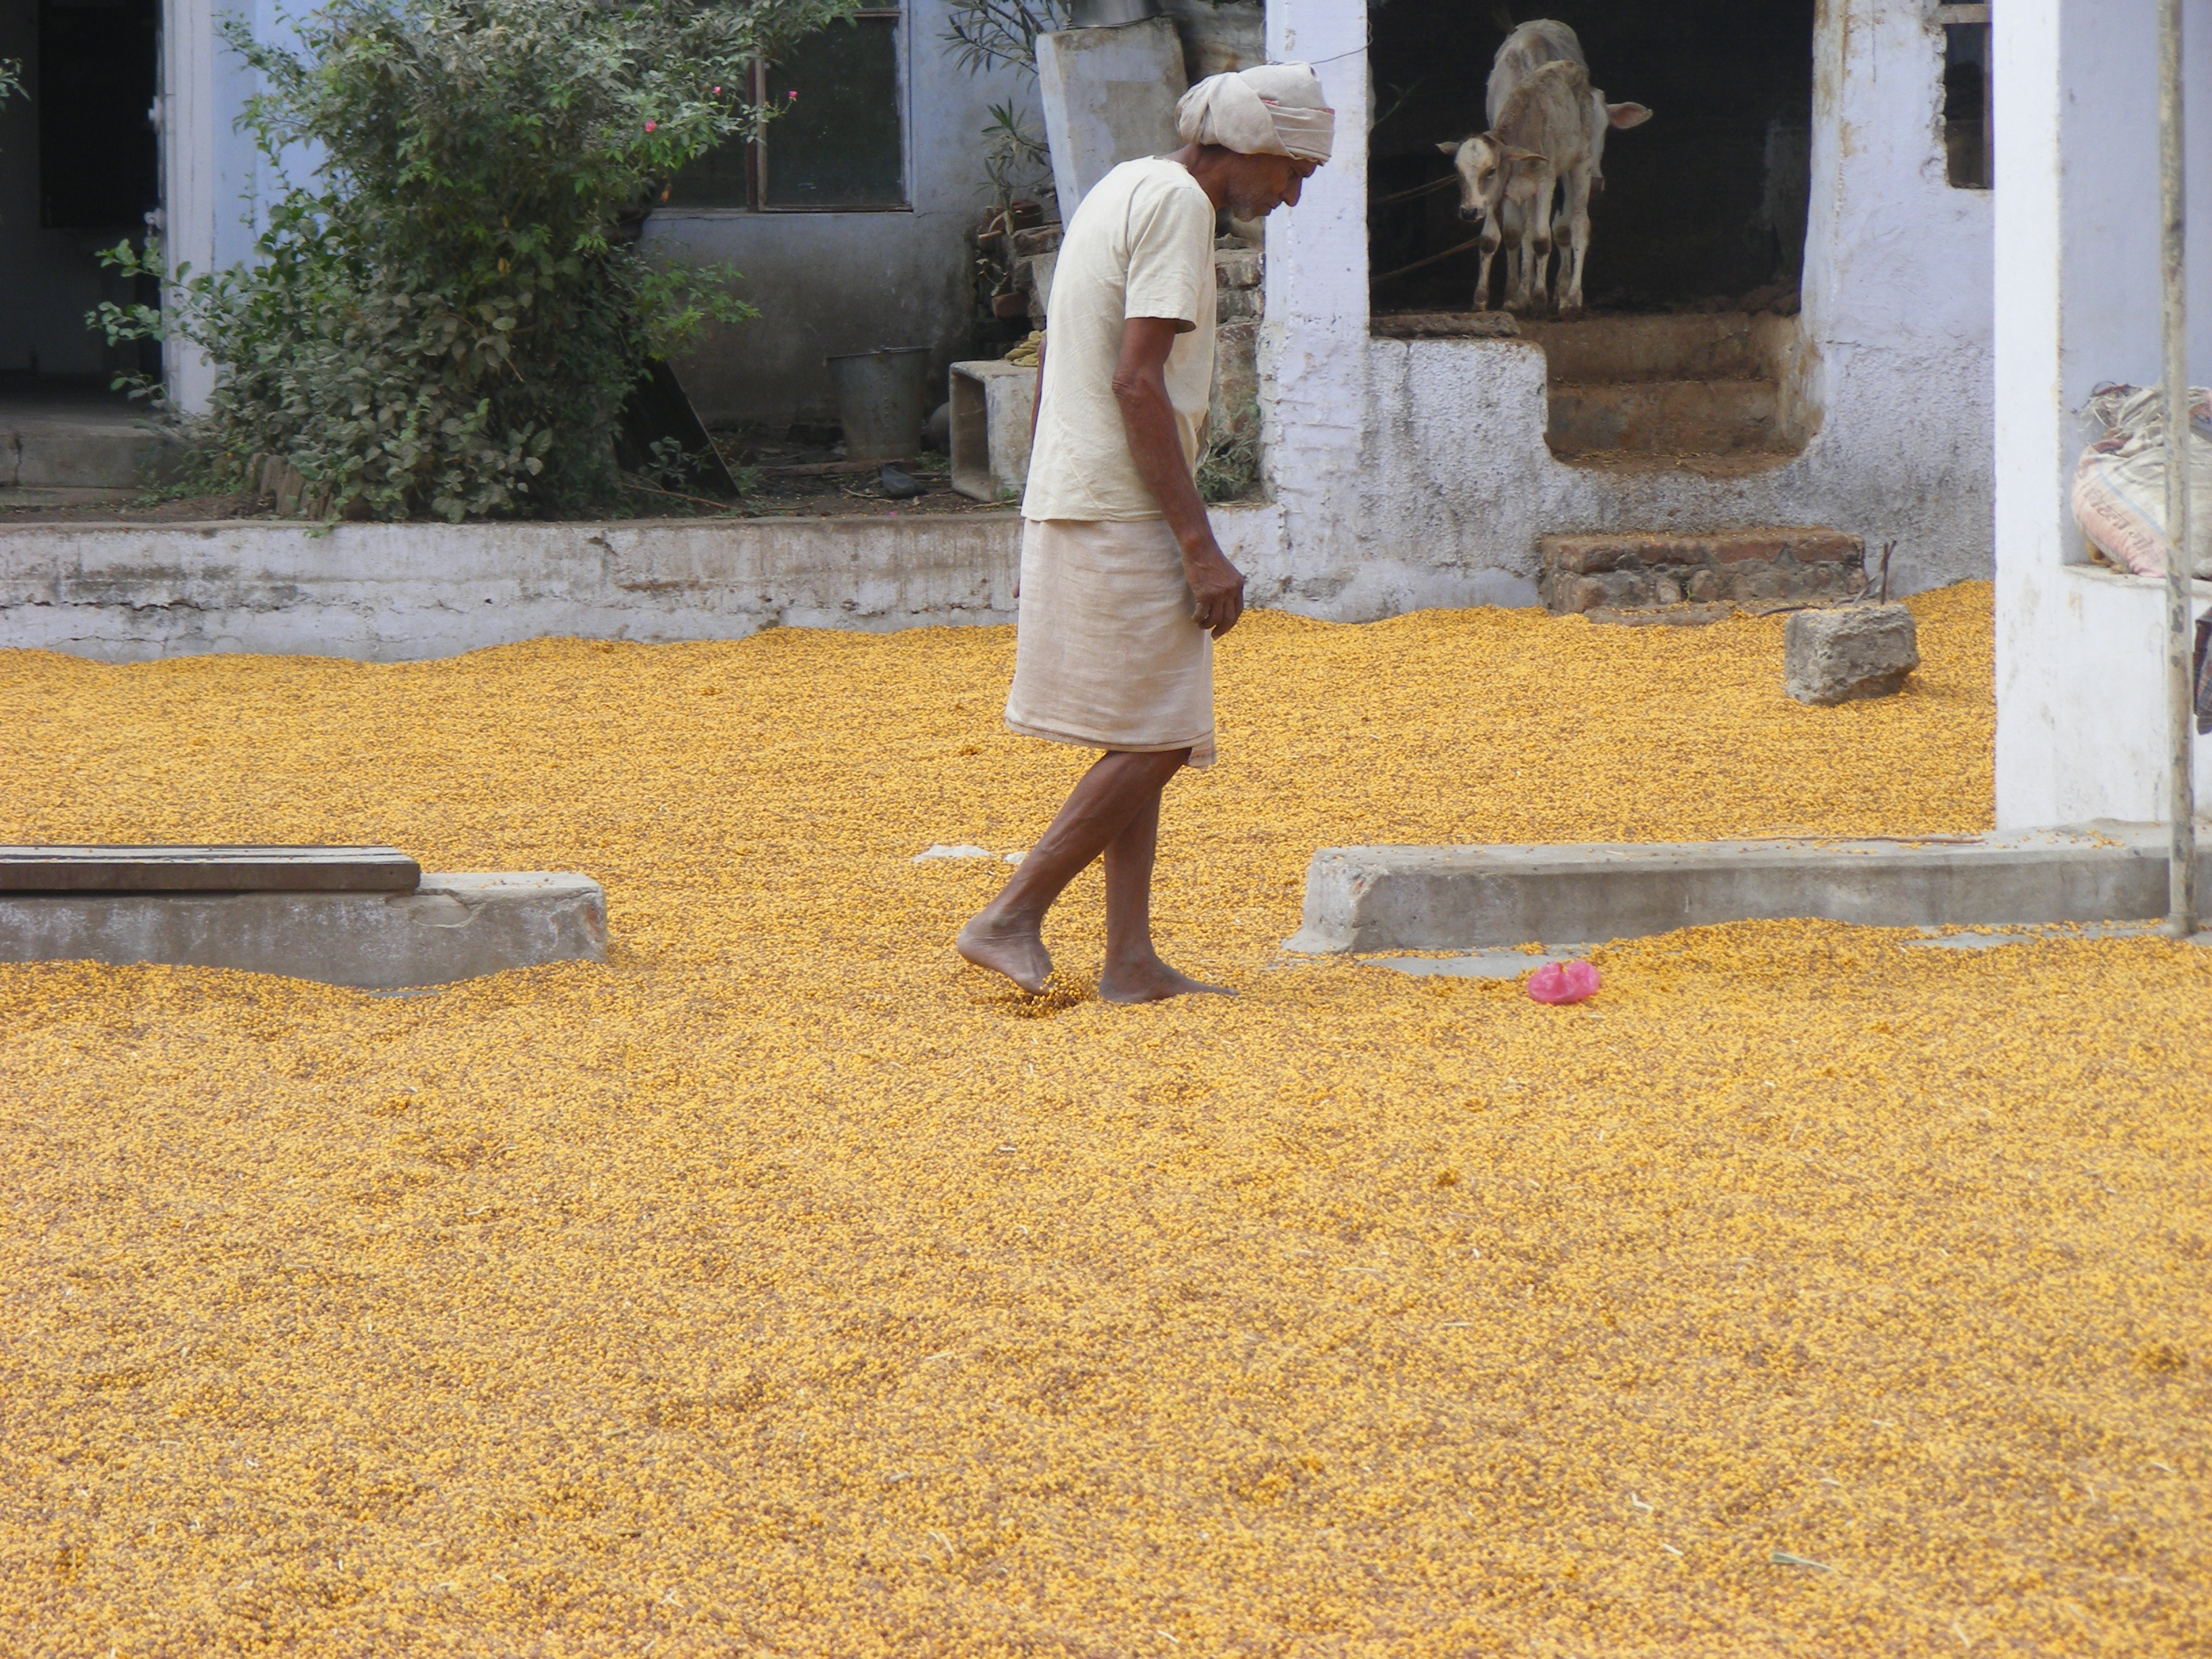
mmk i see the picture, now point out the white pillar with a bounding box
[158,0,275,413]
[1260,0,1368,584]
[158,0,222,411]
[1993,0,2212,827]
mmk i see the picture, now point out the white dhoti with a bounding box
[1005,517,1217,769]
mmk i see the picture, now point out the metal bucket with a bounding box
[1068,0,1161,27]
[826,347,933,464]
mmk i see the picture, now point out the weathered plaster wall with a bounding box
[1992,0,2212,828]
[1257,0,1996,617]
[647,1,1033,428]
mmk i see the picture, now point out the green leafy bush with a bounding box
[94,0,856,519]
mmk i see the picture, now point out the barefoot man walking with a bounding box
[956,64,1334,1003]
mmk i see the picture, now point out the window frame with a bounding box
[1936,1,1993,192]
[663,6,912,216]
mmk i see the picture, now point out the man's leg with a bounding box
[1098,787,1235,1004]
[956,748,1189,994]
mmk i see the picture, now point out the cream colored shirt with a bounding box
[1021,157,1216,523]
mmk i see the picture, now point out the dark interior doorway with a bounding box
[37,0,160,230]
[1369,1,1815,318]
[0,0,161,381]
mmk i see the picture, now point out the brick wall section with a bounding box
[1537,529,1864,614]
[1211,245,1263,449]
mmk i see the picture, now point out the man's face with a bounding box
[1224,152,1317,221]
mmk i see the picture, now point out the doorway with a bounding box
[1368,1,1818,468]
[1369,0,1816,316]
[0,0,161,386]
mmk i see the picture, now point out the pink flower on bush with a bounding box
[644,120,657,132]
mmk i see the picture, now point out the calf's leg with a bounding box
[1474,222,1502,311]
[1525,167,1557,312]
[1560,167,1595,315]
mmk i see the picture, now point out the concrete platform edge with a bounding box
[1284,825,2212,953]
[0,873,608,987]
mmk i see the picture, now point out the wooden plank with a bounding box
[0,846,422,895]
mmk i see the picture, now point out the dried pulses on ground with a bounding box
[1,585,2206,1655]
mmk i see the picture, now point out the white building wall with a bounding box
[1992,0,2212,828]
[647,1,1033,426]
[156,0,1020,423]
[1254,0,1996,619]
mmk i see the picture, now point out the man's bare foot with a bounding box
[1097,955,1237,1004]
[956,912,1054,995]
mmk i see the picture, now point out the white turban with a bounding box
[1175,63,1335,165]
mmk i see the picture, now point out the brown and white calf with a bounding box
[1441,26,1651,314]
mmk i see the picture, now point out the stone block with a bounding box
[1215,287,1263,323]
[1214,248,1263,289]
[1784,603,1920,705]
[1036,18,1187,220]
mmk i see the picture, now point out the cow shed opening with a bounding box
[1369,0,1816,316]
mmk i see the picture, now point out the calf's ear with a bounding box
[1607,102,1654,129]
[1435,140,1463,157]
[1503,146,1545,164]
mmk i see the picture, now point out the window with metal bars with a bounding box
[664,7,908,211]
[1938,1,1992,190]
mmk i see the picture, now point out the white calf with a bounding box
[1440,45,1651,314]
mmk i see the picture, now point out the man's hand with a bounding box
[1182,538,1246,637]
[1113,316,1246,638]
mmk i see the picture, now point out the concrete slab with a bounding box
[1897,920,2212,951]
[0,873,607,987]
[1284,823,2212,954]
[1369,945,1595,979]
[948,361,1038,504]
[1036,18,1187,219]
[0,844,420,893]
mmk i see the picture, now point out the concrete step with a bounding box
[1547,377,1780,457]
[1285,825,2212,955]
[1537,527,1863,616]
[2,419,186,490]
[1519,312,1795,382]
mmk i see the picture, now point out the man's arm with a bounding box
[1111,316,1245,638]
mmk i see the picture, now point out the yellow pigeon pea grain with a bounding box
[1,582,2206,1656]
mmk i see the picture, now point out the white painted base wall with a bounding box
[0,506,1286,663]
[1996,567,2212,827]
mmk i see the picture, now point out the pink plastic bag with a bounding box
[1526,960,1601,1005]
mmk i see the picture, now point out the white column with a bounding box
[1260,0,1368,583]
[159,0,221,411]
[1993,0,2212,827]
